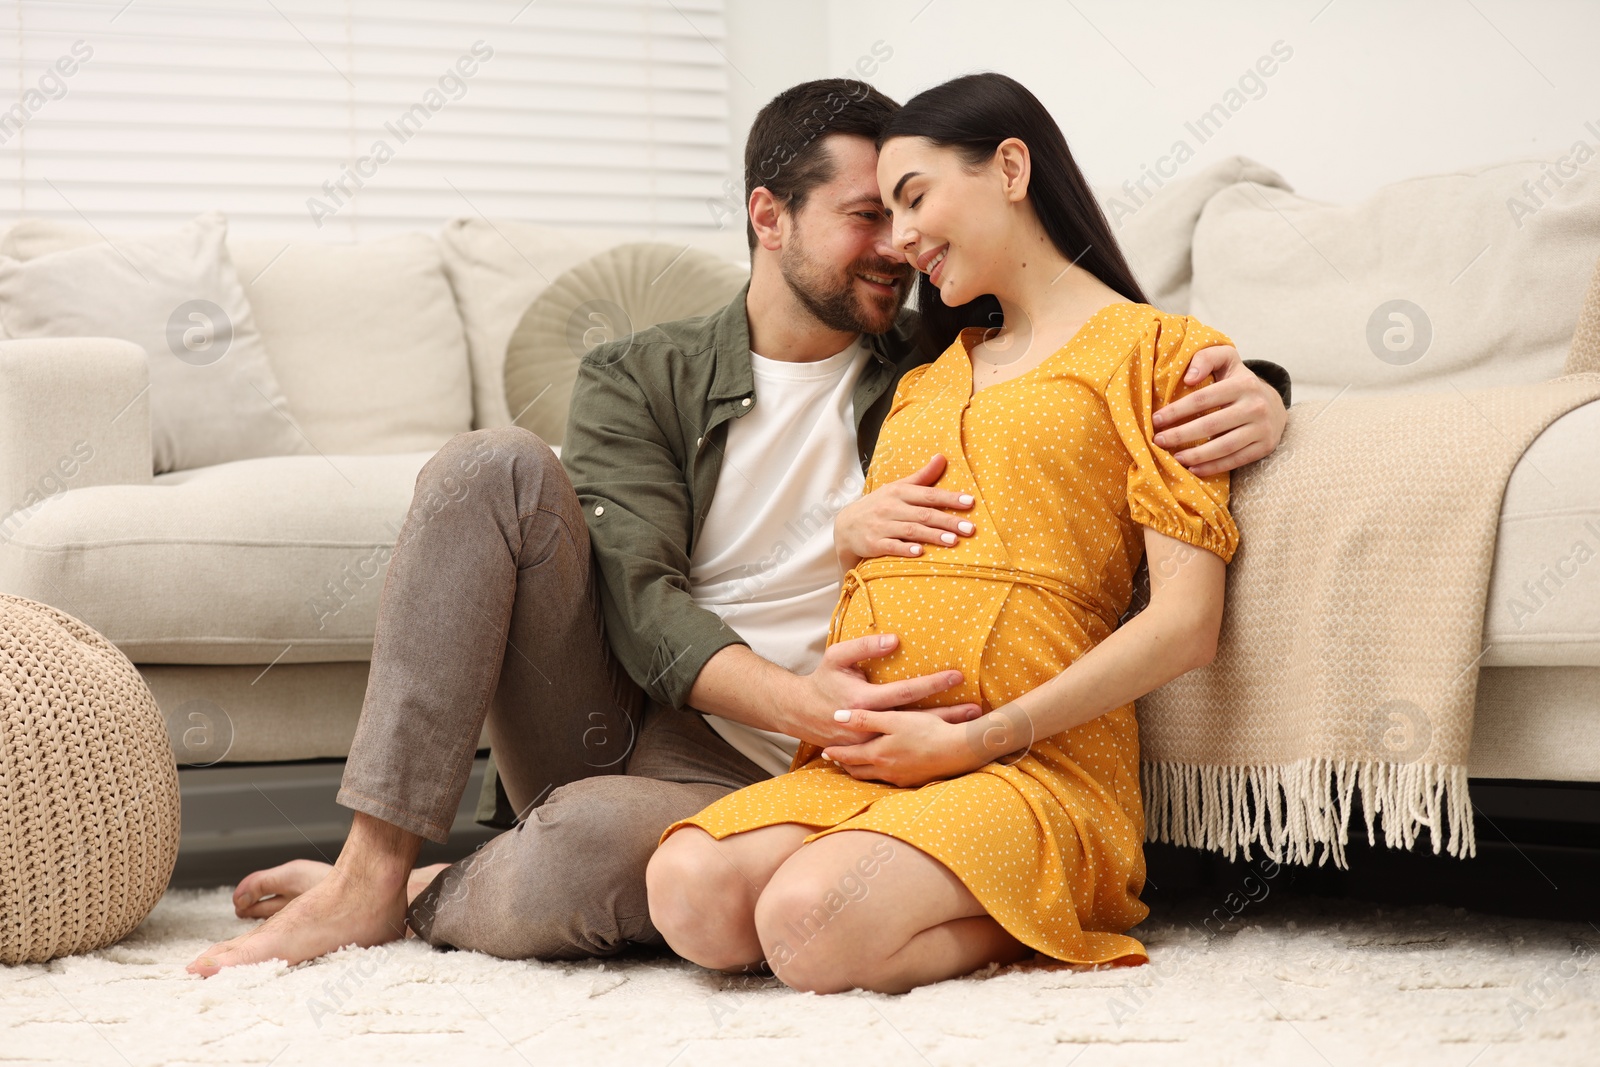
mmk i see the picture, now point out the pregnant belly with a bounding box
[831,572,1112,713]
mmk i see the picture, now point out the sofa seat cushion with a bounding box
[1483,399,1600,667]
[0,450,436,664]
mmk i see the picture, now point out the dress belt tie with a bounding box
[827,557,1119,643]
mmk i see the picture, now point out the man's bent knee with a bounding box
[424,426,557,494]
[409,427,577,545]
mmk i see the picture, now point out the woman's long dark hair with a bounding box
[878,73,1148,358]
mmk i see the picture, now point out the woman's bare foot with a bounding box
[233,860,451,920]
[187,813,423,977]
[406,865,450,911]
[400,863,451,921]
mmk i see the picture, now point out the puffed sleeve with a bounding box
[1105,312,1241,563]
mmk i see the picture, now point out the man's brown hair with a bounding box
[742,79,900,251]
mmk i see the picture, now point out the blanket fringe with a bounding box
[1140,759,1476,868]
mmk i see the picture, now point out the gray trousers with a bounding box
[338,427,768,960]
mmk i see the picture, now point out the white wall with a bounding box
[726,0,1600,205]
[723,0,829,185]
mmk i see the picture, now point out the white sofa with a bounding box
[0,216,750,763]
[1,153,1596,785]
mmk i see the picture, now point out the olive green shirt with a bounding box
[560,284,923,710]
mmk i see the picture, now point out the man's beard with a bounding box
[780,230,910,335]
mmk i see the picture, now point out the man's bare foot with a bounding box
[233,860,451,919]
[233,859,334,919]
[187,812,424,977]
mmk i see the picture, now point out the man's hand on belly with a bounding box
[786,633,981,749]
[689,638,979,750]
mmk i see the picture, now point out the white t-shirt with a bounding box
[689,338,870,777]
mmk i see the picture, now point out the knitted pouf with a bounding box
[0,593,180,964]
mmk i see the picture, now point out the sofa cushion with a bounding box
[439,219,749,430]
[0,219,475,456]
[0,217,102,261]
[504,243,750,448]
[0,212,311,474]
[1189,155,1600,405]
[229,236,474,455]
[0,450,436,664]
[1482,399,1600,667]
[1092,154,1291,314]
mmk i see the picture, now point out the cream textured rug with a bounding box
[2,887,1594,1066]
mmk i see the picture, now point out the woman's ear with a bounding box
[995,138,1031,203]
[747,186,785,251]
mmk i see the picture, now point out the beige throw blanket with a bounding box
[1137,354,1600,868]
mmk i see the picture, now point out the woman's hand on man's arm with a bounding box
[1151,344,1288,477]
[833,453,976,572]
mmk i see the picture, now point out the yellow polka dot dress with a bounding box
[661,302,1241,965]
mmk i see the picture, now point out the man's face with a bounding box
[778,135,914,335]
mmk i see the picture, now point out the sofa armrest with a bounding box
[0,337,152,539]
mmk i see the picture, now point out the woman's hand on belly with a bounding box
[821,705,992,788]
[834,453,977,572]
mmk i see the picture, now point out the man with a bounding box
[189,79,1288,974]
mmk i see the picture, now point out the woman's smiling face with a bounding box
[877,136,1017,308]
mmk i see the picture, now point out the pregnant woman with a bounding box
[646,72,1240,995]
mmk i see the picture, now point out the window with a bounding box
[0,0,731,239]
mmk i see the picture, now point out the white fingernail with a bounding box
[941,532,956,544]
[833,709,852,722]
[959,521,974,534]
[959,494,974,506]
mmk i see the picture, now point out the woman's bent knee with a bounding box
[647,829,761,971]
[752,872,867,994]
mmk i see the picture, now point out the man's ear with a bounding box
[996,138,1031,204]
[747,187,786,252]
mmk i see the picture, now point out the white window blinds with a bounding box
[0,0,731,240]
